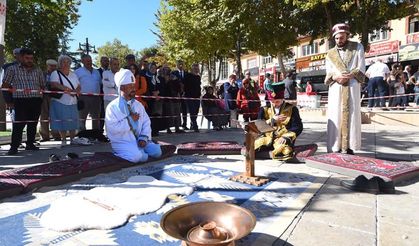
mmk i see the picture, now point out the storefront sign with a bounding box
[297,53,326,72]
[399,43,419,61]
[365,53,398,66]
[366,40,399,57]
[406,33,419,44]
[310,53,326,61]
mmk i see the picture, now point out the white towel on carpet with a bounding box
[40,175,194,231]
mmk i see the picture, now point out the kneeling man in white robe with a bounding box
[105,69,162,162]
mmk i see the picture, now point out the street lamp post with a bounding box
[77,37,97,55]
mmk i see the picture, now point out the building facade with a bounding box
[214,15,419,93]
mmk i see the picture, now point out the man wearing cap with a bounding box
[39,59,61,141]
[105,69,161,163]
[255,82,303,161]
[324,23,365,154]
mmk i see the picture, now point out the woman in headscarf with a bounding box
[237,78,261,122]
[201,86,229,130]
[145,63,166,136]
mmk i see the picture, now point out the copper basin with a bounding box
[160,201,256,246]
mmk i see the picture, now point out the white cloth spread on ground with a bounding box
[40,175,194,231]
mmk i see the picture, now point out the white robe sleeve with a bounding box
[351,44,366,83]
[357,43,366,74]
[324,55,336,85]
[102,71,115,89]
[105,103,131,136]
[134,102,152,141]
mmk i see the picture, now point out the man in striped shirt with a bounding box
[1,48,45,155]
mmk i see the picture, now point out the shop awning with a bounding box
[296,69,326,79]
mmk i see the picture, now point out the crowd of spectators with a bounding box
[365,61,419,109]
[1,48,418,155]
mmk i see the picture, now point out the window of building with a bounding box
[409,16,419,33]
[262,56,272,65]
[247,58,257,68]
[220,60,228,80]
[302,43,318,56]
[369,28,389,42]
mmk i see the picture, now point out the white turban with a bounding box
[114,69,135,88]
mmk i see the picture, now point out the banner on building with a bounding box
[399,43,419,62]
[365,40,399,57]
[0,0,6,45]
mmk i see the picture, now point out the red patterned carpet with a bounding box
[306,153,419,183]
[177,141,243,155]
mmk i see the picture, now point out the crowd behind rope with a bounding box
[1,48,419,156]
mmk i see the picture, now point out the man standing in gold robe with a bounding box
[325,23,366,154]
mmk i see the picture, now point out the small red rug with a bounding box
[0,142,177,198]
[306,153,419,183]
[0,152,128,191]
[177,141,243,155]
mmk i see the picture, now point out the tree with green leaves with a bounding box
[95,39,135,67]
[287,0,416,49]
[157,0,314,77]
[138,44,172,67]
[4,0,84,68]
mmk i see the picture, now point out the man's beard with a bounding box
[23,62,34,68]
[337,40,348,48]
[128,91,136,99]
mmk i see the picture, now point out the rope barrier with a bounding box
[1,87,418,104]
[0,104,418,124]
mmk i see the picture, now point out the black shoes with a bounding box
[49,153,79,162]
[334,149,354,155]
[175,129,185,133]
[25,144,40,151]
[343,149,354,155]
[7,143,39,155]
[7,148,18,155]
[66,152,79,160]
[49,154,61,162]
[341,175,395,194]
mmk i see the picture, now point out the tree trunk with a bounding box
[0,45,6,131]
[324,2,335,48]
[215,57,222,82]
[359,0,370,50]
[235,41,242,79]
[277,52,286,75]
[208,58,213,85]
[324,2,334,34]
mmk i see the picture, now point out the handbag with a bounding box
[57,71,85,111]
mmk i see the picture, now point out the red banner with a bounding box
[366,40,399,57]
[407,33,419,44]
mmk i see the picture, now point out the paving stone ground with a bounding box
[1,119,418,246]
